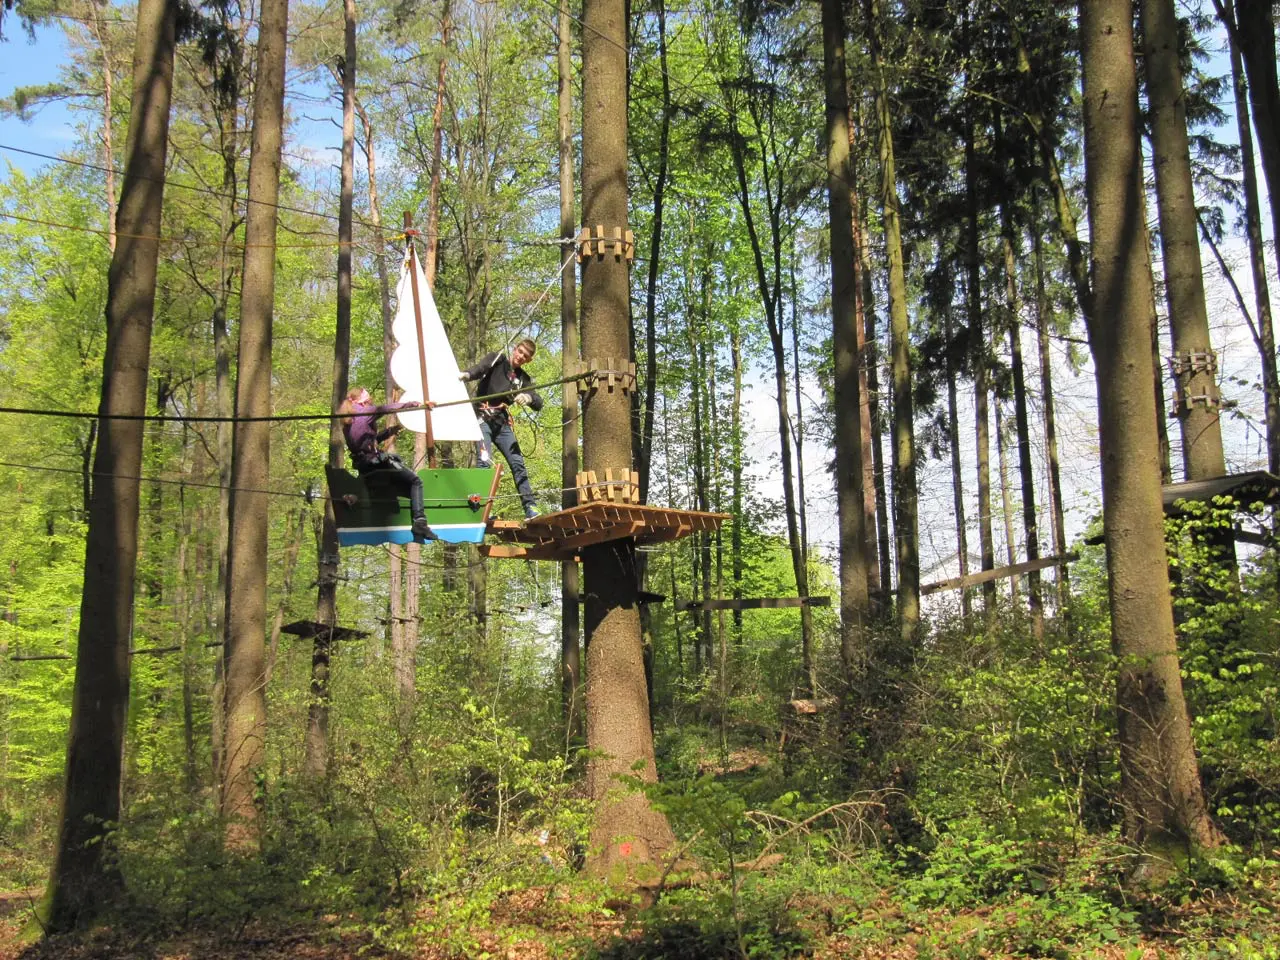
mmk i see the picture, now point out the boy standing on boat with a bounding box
[460,338,543,520]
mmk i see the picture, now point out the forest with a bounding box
[1,0,1280,956]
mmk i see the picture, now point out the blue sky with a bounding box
[0,21,78,177]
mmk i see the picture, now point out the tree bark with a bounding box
[638,0,670,505]
[581,0,674,879]
[210,29,244,787]
[1033,208,1071,616]
[995,400,1020,601]
[399,0,454,719]
[944,305,972,620]
[1078,0,1219,861]
[308,0,357,782]
[559,0,582,744]
[964,98,996,619]
[355,93,401,664]
[1002,212,1044,636]
[222,0,288,851]
[730,320,744,644]
[864,253,893,608]
[1140,0,1227,482]
[45,0,176,928]
[823,0,870,684]
[850,176,882,607]
[869,0,918,643]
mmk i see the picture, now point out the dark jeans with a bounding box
[355,455,425,519]
[480,417,536,509]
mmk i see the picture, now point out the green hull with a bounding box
[325,465,496,546]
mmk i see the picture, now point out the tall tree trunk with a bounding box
[1216,0,1280,268]
[869,0,918,644]
[996,400,1020,601]
[964,98,996,619]
[1148,242,1174,485]
[823,0,870,683]
[727,119,814,693]
[210,79,241,789]
[1140,0,1228,482]
[1222,0,1279,474]
[730,320,744,644]
[1078,0,1219,861]
[399,1,454,720]
[686,282,710,674]
[89,0,117,252]
[580,0,675,878]
[638,0,670,503]
[864,259,893,606]
[559,0,582,744]
[697,333,714,673]
[176,514,197,794]
[1033,210,1071,616]
[788,247,816,683]
[944,305,972,620]
[308,0,357,781]
[850,179,881,607]
[355,94,402,664]
[45,0,176,929]
[222,0,288,851]
[1002,213,1044,636]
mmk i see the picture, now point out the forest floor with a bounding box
[1,873,1278,960]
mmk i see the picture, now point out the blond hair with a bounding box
[338,385,366,427]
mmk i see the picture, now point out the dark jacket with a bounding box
[462,352,544,420]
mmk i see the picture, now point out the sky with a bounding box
[3,8,1279,605]
[0,21,78,175]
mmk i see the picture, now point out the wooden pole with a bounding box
[403,211,437,468]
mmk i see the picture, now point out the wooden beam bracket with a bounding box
[577,357,638,396]
[576,224,635,263]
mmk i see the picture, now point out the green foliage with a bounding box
[1166,498,1280,845]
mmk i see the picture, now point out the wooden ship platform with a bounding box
[481,469,728,562]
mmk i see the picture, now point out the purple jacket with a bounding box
[343,401,416,466]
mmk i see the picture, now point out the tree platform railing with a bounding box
[482,502,728,562]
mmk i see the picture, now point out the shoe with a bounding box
[411,517,438,541]
[523,505,540,520]
[478,451,492,467]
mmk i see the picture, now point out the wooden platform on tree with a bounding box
[481,502,728,561]
[675,596,830,612]
[280,620,371,643]
[1163,470,1280,511]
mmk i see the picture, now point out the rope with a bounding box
[0,372,593,425]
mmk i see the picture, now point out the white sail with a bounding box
[389,248,482,442]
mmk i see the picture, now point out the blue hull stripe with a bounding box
[337,523,486,547]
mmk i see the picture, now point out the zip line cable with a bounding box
[0,458,637,510]
[0,459,314,501]
[0,372,593,425]
[0,208,572,253]
[0,144,575,251]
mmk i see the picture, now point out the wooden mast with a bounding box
[403,210,437,468]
